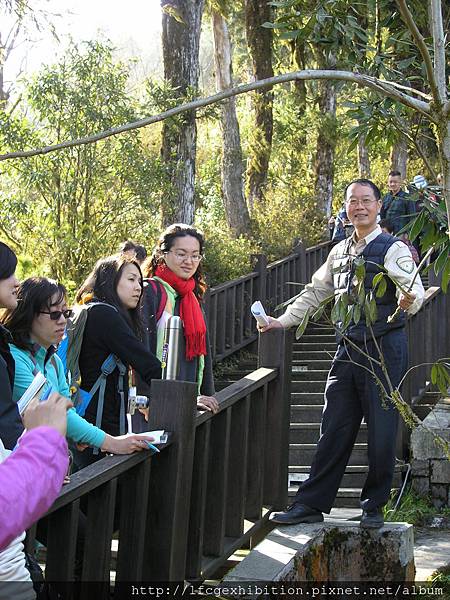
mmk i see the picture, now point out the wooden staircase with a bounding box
[215,316,440,509]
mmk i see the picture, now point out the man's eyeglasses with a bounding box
[165,251,203,263]
[346,198,377,207]
[39,309,74,321]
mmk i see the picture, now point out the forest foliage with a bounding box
[0,0,448,292]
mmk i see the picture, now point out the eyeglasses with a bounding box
[165,251,203,263]
[39,309,74,321]
[346,198,378,207]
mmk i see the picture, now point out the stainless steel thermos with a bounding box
[161,316,183,380]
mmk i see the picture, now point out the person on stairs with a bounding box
[259,179,425,529]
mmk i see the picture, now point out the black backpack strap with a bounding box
[90,354,127,454]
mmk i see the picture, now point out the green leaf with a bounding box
[370,297,378,322]
[341,306,353,331]
[431,364,438,385]
[338,298,347,323]
[365,293,377,324]
[279,30,302,40]
[375,275,387,298]
[408,211,427,243]
[434,363,450,396]
[353,303,361,325]
[295,310,311,340]
[441,259,450,294]
[340,292,350,310]
[434,244,449,276]
[311,302,325,322]
[372,272,384,288]
[331,297,341,324]
[358,282,366,306]
[354,257,366,281]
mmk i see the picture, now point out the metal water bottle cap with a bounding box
[162,316,183,380]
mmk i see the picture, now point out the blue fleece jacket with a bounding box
[10,344,105,449]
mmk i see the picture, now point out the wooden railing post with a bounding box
[293,239,307,288]
[251,254,267,306]
[258,327,293,509]
[143,379,198,580]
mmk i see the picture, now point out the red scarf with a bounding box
[155,265,207,360]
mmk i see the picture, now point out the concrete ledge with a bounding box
[225,520,415,583]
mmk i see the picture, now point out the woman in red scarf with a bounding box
[140,224,218,414]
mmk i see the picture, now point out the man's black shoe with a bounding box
[269,503,324,525]
[360,508,384,529]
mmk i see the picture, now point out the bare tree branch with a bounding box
[0,69,432,162]
[395,0,441,107]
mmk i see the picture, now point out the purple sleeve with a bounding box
[0,427,69,551]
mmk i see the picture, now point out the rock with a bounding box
[431,460,450,483]
[411,459,430,477]
[224,520,414,591]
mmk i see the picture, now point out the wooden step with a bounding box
[289,423,368,444]
[291,392,324,405]
[291,380,327,393]
[286,486,364,508]
[288,464,405,489]
[294,350,335,360]
[289,443,368,465]
[292,369,329,381]
[296,333,336,343]
[294,342,337,352]
[290,405,325,423]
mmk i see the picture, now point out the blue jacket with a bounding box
[10,343,105,448]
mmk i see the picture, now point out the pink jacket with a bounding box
[0,427,69,551]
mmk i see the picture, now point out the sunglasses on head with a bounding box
[39,309,74,321]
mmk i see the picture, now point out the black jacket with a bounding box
[79,303,161,436]
[140,281,215,397]
[0,325,24,449]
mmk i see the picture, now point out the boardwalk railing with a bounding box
[392,284,450,460]
[206,240,332,362]
[28,328,292,593]
[405,285,450,404]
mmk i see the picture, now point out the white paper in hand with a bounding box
[251,301,269,327]
[17,372,47,415]
[135,430,168,444]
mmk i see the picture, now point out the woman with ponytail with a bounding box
[141,224,218,414]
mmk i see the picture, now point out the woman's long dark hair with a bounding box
[75,254,144,337]
[142,223,207,300]
[0,242,17,281]
[2,277,66,351]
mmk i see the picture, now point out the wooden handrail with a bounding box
[207,240,333,362]
[28,329,292,585]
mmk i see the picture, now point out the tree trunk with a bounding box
[245,0,274,210]
[358,133,371,178]
[212,9,251,237]
[438,117,450,232]
[160,0,204,225]
[293,39,308,114]
[390,136,408,178]
[314,57,337,217]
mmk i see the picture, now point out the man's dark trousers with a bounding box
[295,327,408,513]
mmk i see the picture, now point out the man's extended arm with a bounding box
[277,250,337,329]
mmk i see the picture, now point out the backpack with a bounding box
[57,302,128,442]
